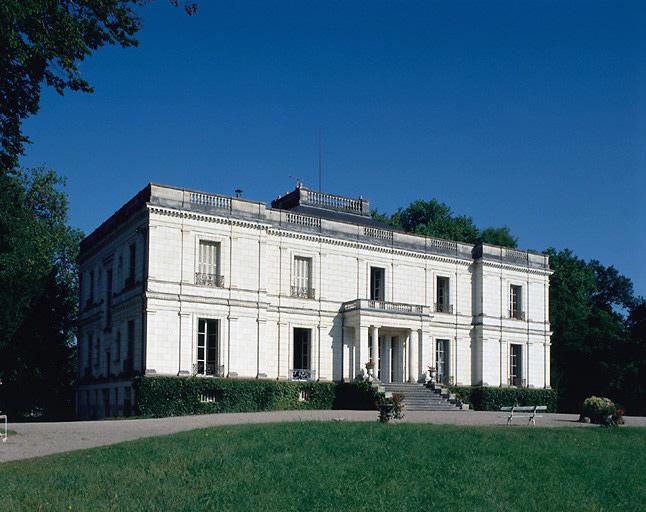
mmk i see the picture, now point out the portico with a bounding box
[342,299,432,383]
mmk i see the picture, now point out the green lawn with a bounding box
[1,423,644,511]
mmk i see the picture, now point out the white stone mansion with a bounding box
[76,184,552,418]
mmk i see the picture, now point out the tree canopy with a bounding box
[373,199,518,248]
[0,167,81,418]
[547,248,645,413]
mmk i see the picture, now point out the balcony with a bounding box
[291,368,315,381]
[195,273,225,287]
[508,310,526,321]
[193,362,225,377]
[290,285,316,300]
[434,303,454,314]
[342,299,430,316]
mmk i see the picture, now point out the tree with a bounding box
[547,248,645,414]
[479,226,518,248]
[373,199,517,247]
[0,0,197,172]
[0,167,81,418]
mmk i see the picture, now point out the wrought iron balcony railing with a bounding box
[290,285,316,299]
[193,362,225,377]
[434,303,454,314]
[508,310,526,321]
[195,273,225,287]
[291,368,315,381]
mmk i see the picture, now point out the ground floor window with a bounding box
[196,318,220,376]
[436,339,449,384]
[124,386,132,417]
[509,344,522,386]
[292,328,311,380]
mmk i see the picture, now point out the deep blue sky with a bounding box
[21,1,646,296]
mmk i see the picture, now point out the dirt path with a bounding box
[3,410,645,463]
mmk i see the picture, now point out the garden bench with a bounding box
[0,413,6,442]
[501,405,547,426]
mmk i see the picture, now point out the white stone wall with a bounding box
[77,184,553,418]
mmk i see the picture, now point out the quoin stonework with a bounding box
[76,184,552,418]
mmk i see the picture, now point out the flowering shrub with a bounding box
[581,396,624,426]
[377,393,405,423]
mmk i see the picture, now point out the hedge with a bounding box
[133,376,380,418]
[448,386,558,412]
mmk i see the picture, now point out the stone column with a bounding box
[370,325,379,377]
[417,329,424,382]
[356,325,370,378]
[383,335,392,383]
[407,329,416,383]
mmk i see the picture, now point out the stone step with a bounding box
[381,383,462,411]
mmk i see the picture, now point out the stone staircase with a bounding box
[380,382,465,411]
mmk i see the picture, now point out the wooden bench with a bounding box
[501,405,547,426]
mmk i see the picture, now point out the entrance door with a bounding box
[436,339,448,384]
[293,328,311,380]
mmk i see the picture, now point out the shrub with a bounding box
[133,376,378,418]
[333,380,381,410]
[581,396,624,426]
[448,386,557,412]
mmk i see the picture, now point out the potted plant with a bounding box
[377,393,405,423]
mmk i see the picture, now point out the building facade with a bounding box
[76,184,552,418]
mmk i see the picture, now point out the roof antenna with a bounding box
[318,127,322,192]
[234,188,243,198]
[289,176,302,188]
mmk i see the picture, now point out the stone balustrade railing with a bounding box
[342,298,429,315]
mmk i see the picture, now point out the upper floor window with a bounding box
[196,240,223,287]
[292,256,314,299]
[370,267,385,301]
[509,284,524,320]
[105,269,113,328]
[89,271,95,305]
[435,276,452,313]
[126,243,136,288]
[115,330,121,362]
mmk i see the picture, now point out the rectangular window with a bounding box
[87,333,93,371]
[510,285,523,320]
[196,240,222,287]
[125,320,135,372]
[197,319,220,376]
[370,267,385,301]
[436,276,451,313]
[510,344,522,386]
[115,330,121,362]
[292,256,314,298]
[436,339,449,384]
[106,269,113,327]
[94,336,100,367]
[292,328,311,380]
[114,387,119,416]
[124,386,132,417]
[89,271,95,304]
[126,243,136,288]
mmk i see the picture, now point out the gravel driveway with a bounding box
[3,410,645,463]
